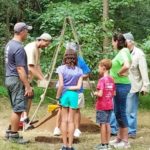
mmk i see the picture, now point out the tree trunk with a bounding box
[102,0,109,51]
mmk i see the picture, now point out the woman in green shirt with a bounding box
[109,33,131,149]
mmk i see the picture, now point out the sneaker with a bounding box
[74,128,81,137]
[109,138,121,146]
[111,133,117,136]
[107,144,112,150]
[59,146,68,150]
[94,144,101,150]
[5,131,23,139]
[9,133,29,144]
[23,117,30,123]
[128,134,136,139]
[53,127,61,136]
[97,144,108,150]
[5,130,11,139]
[113,141,131,149]
[67,147,75,150]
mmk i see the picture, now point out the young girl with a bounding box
[53,42,91,138]
[94,59,115,150]
[56,49,83,150]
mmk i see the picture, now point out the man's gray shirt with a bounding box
[5,40,28,77]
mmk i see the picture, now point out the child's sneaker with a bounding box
[113,141,131,149]
[97,144,108,150]
[67,147,75,150]
[109,138,121,146]
[107,144,112,150]
[53,127,61,136]
[74,128,81,137]
[94,144,101,150]
[59,146,68,150]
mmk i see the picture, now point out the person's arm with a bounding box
[37,65,44,78]
[67,76,83,90]
[114,91,116,96]
[138,54,150,93]
[82,74,90,79]
[56,73,64,99]
[29,64,44,80]
[118,61,130,76]
[78,56,91,79]
[26,46,44,80]
[17,66,33,97]
[94,90,103,97]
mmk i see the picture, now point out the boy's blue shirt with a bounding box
[77,56,91,93]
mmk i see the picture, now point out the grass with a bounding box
[0,85,150,109]
[0,97,150,150]
[0,86,150,149]
[139,94,150,110]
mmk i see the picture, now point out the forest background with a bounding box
[0,0,150,83]
[0,2,150,149]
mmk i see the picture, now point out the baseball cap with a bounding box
[36,33,52,41]
[66,42,79,51]
[123,32,134,41]
[14,22,32,33]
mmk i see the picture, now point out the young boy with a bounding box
[94,59,115,150]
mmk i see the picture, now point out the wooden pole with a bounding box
[102,0,109,51]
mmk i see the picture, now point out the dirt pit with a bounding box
[30,110,99,143]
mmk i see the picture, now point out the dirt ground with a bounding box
[0,97,150,150]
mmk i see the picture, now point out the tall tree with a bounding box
[102,0,109,51]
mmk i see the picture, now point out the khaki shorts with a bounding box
[78,93,85,108]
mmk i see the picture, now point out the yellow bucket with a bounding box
[48,104,59,112]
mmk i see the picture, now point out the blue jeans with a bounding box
[110,84,131,131]
[126,92,139,135]
[114,84,131,127]
[110,111,118,134]
[96,110,112,124]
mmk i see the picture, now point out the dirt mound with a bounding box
[32,110,99,133]
[35,136,80,143]
[32,109,99,143]
[33,109,58,131]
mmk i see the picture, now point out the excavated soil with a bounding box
[32,109,99,143]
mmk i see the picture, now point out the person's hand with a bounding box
[56,97,60,105]
[140,91,147,96]
[24,85,33,97]
[57,100,60,105]
[118,72,128,77]
[94,91,98,96]
[38,79,48,87]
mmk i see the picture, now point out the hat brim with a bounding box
[36,37,52,41]
[27,25,32,30]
